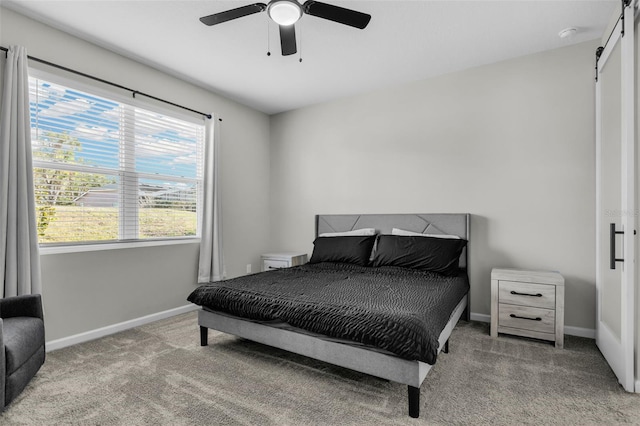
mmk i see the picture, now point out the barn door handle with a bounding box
[610,223,625,270]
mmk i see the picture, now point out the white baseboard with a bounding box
[470,312,491,323]
[46,304,199,352]
[563,325,595,339]
[470,312,595,339]
[45,307,596,352]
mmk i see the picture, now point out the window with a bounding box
[29,75,204,245]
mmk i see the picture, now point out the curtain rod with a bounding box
[0,45,214,120]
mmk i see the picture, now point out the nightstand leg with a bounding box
[490,279,498,337]
[555,285,564,349]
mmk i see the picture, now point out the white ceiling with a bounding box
[3,0,617,114]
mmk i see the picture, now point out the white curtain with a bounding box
[198,115,224,283]
[0,46,42,297]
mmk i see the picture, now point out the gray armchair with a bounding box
[0,294,45,411]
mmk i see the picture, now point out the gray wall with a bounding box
[39,244,200,339]
[269,41,598,331]
[1,5,602,338]
[0,7,272,341]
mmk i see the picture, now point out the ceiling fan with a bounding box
[199,0,372,56]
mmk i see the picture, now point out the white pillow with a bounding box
[391,228,461,239]
[319,228,376,237]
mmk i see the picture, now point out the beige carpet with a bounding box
[1,312,638,425]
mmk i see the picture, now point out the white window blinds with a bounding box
[29,77,204,244]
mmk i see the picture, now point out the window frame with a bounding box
[28,67,205,252]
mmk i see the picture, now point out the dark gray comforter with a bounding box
[187,262,469,364]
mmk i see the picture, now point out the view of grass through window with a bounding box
[29,76,204,244]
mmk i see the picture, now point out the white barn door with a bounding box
[595,1,636,392]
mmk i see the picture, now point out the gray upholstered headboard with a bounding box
[316,214,470,269]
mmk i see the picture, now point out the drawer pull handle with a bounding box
[510,291,542,297]
[510,314,542,321]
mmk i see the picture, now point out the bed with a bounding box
[188,213,470,418]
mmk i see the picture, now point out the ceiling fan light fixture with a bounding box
[268,0,302,26]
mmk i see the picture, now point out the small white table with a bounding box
[261,252,308,272]
[491,268,565,348]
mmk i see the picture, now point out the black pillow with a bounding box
[309,235,377,266]
[371,235,467,276]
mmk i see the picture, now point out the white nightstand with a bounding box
[261,252,308,272]
[491,268,565,348]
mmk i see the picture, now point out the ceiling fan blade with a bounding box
[303,1,371,29]
[280,25,297,56]
[200,3,267,26]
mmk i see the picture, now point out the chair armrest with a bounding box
[0,294,43,320]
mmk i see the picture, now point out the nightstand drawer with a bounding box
[263,259,289,270]
[498,304,555,334]
[261,252,308,272]
[499,280,556,309]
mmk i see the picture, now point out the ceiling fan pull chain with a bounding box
[266,15,271,56]
[298,21,303,63]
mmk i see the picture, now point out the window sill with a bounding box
[39,238,200,255]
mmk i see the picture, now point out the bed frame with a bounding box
[197,213,471,418]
